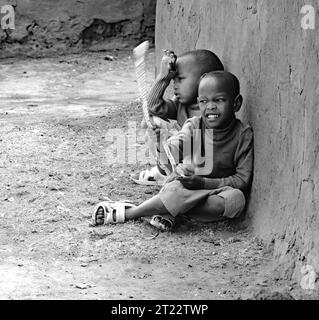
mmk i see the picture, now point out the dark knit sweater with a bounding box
[167,116,254,192]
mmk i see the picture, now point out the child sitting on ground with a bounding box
[92,71,253,230]
[131,49,224,185]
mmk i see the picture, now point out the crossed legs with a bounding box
[95,192,225,226]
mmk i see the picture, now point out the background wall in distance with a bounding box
[0,0,156,57]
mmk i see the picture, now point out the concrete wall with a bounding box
[156,0,319,285]
[0,0,156,57]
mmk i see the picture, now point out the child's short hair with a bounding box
[200,71,240,97]
[179,49,224,74]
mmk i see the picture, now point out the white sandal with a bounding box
[91,199,136,226]
[150,214,175,231]
[130,167,165,186]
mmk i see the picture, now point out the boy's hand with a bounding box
[178,175,205,190]
[164,163,188,185]
[165,172,180,184]
[159,49,177,78]
[175,163,195,177]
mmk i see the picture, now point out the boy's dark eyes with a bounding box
[198,98,226,103]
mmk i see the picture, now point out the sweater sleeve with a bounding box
[147,71,179,120]
[202,126,254,191]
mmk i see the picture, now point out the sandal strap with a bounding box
[105,202,125,224]
[93,200,136,225]
[110,202,136,224]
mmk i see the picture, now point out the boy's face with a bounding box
[173,56,200,105]
[198,76,239,129]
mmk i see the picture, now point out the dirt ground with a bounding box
[0,49,313,300]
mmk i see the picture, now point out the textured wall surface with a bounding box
[0,0,156,57]
[156,0,319,284]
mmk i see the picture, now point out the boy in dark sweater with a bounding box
[92,71,254,230]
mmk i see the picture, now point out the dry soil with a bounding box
[0,49,311,300]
